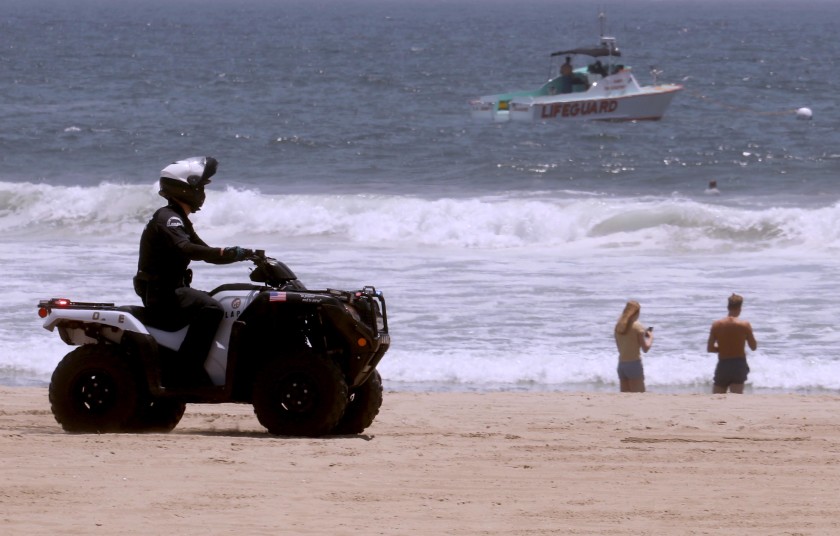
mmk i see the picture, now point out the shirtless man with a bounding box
[707,293,757,394]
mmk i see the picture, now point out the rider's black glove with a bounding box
[224,246,250,262]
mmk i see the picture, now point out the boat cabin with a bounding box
[539,37,623,95]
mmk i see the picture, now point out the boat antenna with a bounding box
[597,8,618,63]
[598,8,606,38]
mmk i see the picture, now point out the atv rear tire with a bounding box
[252,352,348,437]
[49,344,140,433]
[332,369,383,435]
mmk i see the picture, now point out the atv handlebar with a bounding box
[232,248,263,262]
[244,251,301,288]
[246,249,266,261]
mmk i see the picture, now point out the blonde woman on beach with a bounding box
[614,300,654,393]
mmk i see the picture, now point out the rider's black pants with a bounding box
[139,283,224,373]
[173,287,224,367]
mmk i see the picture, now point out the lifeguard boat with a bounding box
[469,13,682,122]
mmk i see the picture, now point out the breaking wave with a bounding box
[2,180,838,253]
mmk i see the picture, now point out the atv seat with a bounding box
[118,305,189,332]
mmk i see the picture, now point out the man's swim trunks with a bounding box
[617,360,644,381]
[714,357,749,387]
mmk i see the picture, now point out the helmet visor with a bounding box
[187,174,211,187]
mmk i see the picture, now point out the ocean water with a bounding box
[3,0,840,393]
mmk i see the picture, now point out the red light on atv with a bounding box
[55,299,70,307]
[357,338,368,348]
[38,308,49,318]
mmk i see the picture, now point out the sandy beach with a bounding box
[1,387,839,535]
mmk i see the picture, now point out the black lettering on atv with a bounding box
[92,312,100,320]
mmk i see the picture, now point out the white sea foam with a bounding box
[10,228,840,393]
[3,181,839,256]
[3,181,840,391]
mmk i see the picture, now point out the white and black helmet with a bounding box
[159,156,218,211]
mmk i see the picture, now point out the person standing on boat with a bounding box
[588,60,608,79]
[560,56,574,93]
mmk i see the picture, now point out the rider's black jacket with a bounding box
[135,202,234,296]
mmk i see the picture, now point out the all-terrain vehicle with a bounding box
[36,251,390,437]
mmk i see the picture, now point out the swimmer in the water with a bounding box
[705,180,720,195]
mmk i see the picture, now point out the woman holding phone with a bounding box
[613,300,654,393]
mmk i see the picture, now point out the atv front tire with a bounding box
[126,397,186,433]
[252,352,348,437]
[332,369,383,435]
[49,344,140,433]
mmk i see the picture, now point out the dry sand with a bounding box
[1,387,839,535]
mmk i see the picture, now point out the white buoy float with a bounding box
[795,107,813,120]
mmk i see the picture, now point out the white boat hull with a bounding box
[512,85,681,122]
[471,71,682,123]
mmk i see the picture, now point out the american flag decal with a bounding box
[269,292,287,302]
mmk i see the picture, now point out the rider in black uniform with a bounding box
[134,156,249,385]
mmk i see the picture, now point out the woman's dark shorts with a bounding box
[714,358,749,387]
